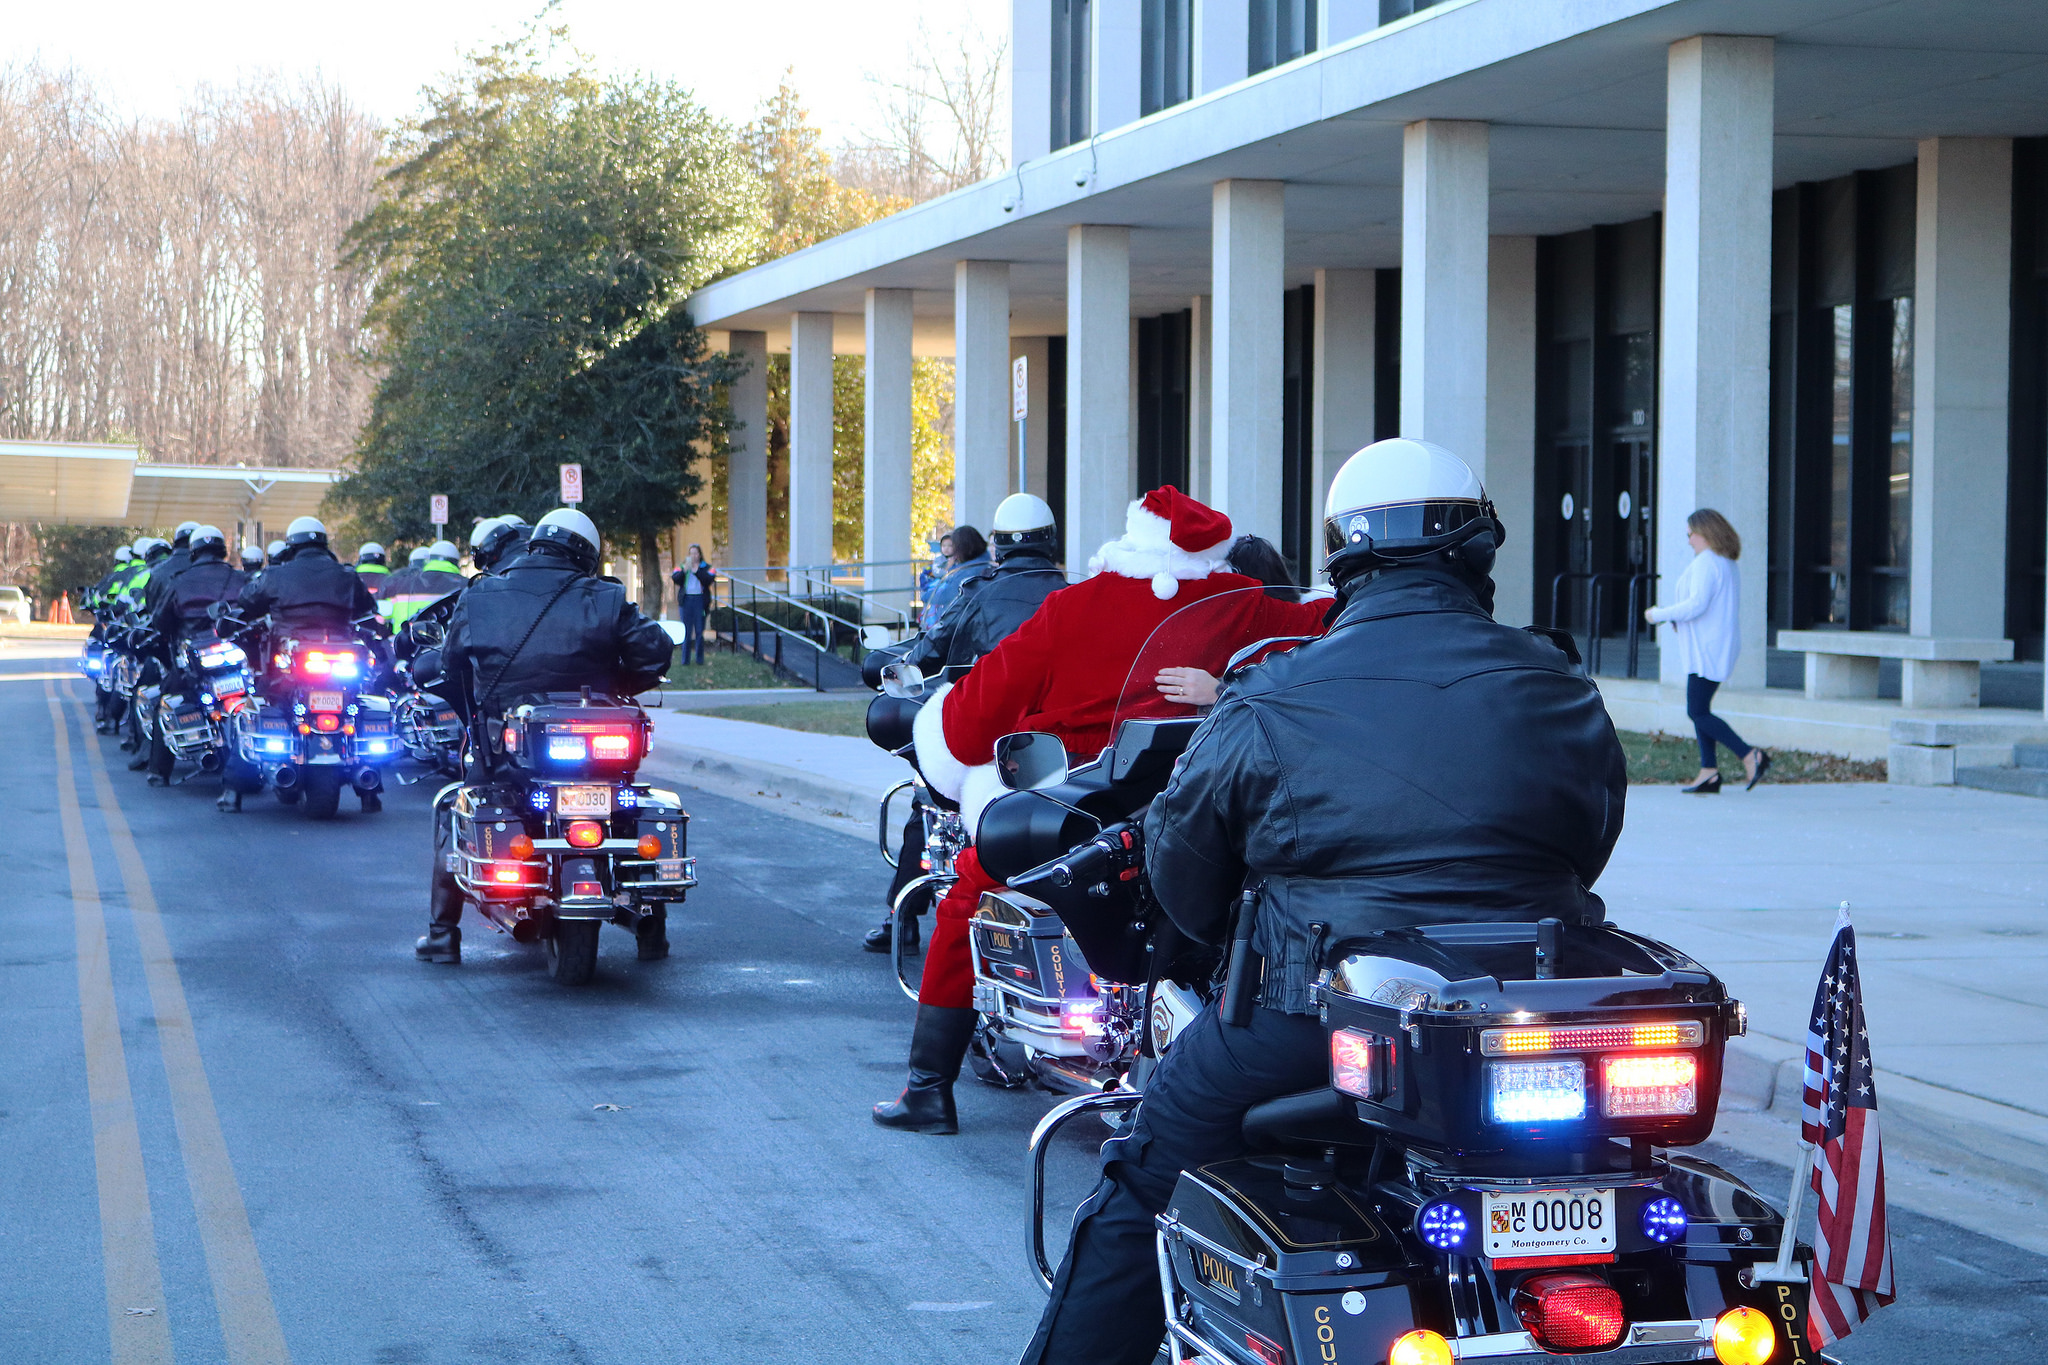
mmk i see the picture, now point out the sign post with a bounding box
[429,494,448,538]
[559,463,583,507]
[1010,355,1029,494]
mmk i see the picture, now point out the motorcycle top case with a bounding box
[1318,922,1739,1159]
[500,697,649,777]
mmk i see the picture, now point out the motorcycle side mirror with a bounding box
[879,660,925,699]
[995,731,1069,792]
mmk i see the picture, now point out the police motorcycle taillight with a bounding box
[504,695,649,778]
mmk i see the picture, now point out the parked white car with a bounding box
[0,586,30,625]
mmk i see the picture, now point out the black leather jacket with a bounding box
[437,545,672,716]
[151,553,245,647]
[140,545,194,620]
[238,547,379,633]
[905,550,1065,675]
[1144,564,1628,1015]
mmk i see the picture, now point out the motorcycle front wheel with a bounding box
[546,919,600,986]
[300,771,342,820]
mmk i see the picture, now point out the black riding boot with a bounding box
[872,1004,976,1134]
[418,805,463,963]
[414,925,460,964]
[636,907,669,961]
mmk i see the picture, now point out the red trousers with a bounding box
[918,845,998,1009]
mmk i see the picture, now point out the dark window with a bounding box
[1141,0,1191,116]
[1051,0,1092,151]
[1047,336,1068,565]
[1249,0,1317,76]
[1136,311,1192,495]
[1378,0,1443,22]
[1281,286,1316,579]
[2009,138,2048,660]
[1772,166,1917,634]
[1373,269,1401,440]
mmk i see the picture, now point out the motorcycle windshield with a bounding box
[1108,583,1335,736]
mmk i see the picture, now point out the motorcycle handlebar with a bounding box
[1039,822,1140,890]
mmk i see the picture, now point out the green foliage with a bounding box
[33,525,139,609]
[1618,730,1885,784]
[687,699,868,735]
[331,26,765,558]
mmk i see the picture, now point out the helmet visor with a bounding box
[1324,499,1490,557]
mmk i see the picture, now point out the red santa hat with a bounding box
[1087,486,1235,600]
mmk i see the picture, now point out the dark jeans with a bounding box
[680,594,707,665]
[1686,674,1753,769]
[887,805,929,915]
[1020,1003,1330,1365]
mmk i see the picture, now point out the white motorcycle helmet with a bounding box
[285,515,329,550]
[190,525,227,555]
[114,546,132,564]
[172,520,200,547]
[428,539,459,562]
[989,493,1057,560]
[240,544,265,571]
[1322,438,1502,584]
[356,541,387,566]
[529,507,601,573]
[265,539,287,561]
[407,546,431,567]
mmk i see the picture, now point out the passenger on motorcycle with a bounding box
[1018,440,1630,1365]
[863,493,1067,956]
[874,486,1328,1136]
[143,526,247,785]
[413,508,672,964]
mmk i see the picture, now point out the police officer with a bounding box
[86,547,134,732]
[353,542,391,588]
[239,544,266,576]
[415,508,672,964]
[861,493,1067,954]
[469,514,531,575]
[116,537,174,754]
[140,521,202,623]
[383,541,467,628]
[144,526,246,786]
[1018,441,1628,1365]
[265,539,286,567]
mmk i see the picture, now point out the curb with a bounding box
[647,741,889,824]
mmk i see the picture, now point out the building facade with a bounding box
[687,0,2048,763]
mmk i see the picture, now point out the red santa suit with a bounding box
[908,487,1329,1009]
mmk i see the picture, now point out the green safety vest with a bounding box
[383,560,466,627]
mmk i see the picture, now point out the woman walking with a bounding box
[670,544,715,666]
[1644,509,1770,793]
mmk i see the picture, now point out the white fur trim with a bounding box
[911,681,969,800]
[1151,572,1178,600]
[961,763,1007,835]
[1086,500,1231,584]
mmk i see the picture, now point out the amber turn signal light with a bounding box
[1713,1306,1775,1365]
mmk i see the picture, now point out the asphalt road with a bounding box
[2,646,2044,1364]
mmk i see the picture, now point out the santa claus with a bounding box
[873,485,1330,1134]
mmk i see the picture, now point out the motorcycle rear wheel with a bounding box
[301,772,342,820]
[546,919,600,986]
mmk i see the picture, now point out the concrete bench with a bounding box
[1776,630,2014,709]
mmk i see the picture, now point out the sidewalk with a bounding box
[645,709,2048,1251]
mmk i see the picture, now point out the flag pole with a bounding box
[1750,1139,1812,1284]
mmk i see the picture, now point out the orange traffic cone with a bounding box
[52,593,73,625]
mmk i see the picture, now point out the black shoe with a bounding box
[636,913,669,961]
[872,1005,977,1134]
[127,754,150,771]
[359,791,382,813]
[862,921,893,954]
[1679,773,1722,794]
[415,926,461,964]
[1745,751,1772,791]
[217,789,242,813]
[146,773,169,787]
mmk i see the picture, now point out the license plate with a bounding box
[982,927,1018,953]
[307,690,345,712]
[555,785,613,817]
[656,858,686,881]
[1482,1187,1616,1259]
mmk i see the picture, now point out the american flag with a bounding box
[1799,904,1895,1348]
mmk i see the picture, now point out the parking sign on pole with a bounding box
[429,494,448,533]
[559,464,583,506]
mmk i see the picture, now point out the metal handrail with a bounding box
[724,559,926,629]
[712,575,859,691]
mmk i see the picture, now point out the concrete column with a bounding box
[1189,294,1214,501]
[1400,120,1490,465]
[1067,224,1133,562]
[1657,35,1773,690]
[788,310,837,573]
[725,330,769,574]
[863,289,914,606]
[1195,0,1250,94]
[1487,237,1538,626]
[1092,0,1142,135]
[954,261,1013,529]
[1312,268,1376,524]
[1911,137,2013,642]
[1212,179,1286,543]
[1012,0,1053,164]
[1010,337,1052,499]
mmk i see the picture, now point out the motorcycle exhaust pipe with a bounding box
[198,751,223,773]
[273,763,301,792]
[510,918,539,943]
[352,766,383,795]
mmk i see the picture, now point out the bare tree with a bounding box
[838,20,1008,203]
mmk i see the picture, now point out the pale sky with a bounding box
[9,0,1009,143]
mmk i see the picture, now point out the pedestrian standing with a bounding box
[670,544,715,666]
[1644,508,1770,793]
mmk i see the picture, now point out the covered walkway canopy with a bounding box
[0,439,337,542]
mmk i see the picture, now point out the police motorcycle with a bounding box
[387,590,466,779]
[998,592,1818,1365]
[211,603,401,817]
[135,628,255,779]
[428,687,695,987]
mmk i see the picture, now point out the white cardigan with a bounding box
[1646,550,1740,682]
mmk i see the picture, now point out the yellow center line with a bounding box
[4,671,89,681]
[63,685,295,1365]
[47,680,176,1364]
